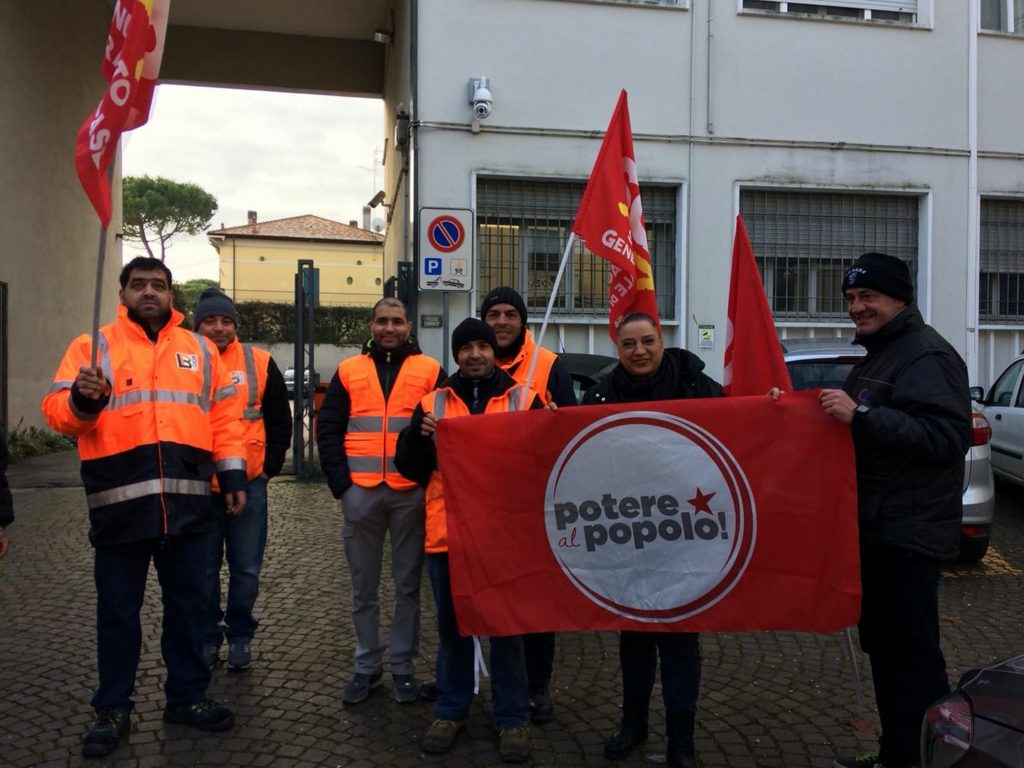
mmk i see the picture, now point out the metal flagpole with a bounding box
[842,627,865,708]
[520,233,576,409]
[89,162,117,370]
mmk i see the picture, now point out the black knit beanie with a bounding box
[480,286,528,327]
[193,287,238,329]
[841,252,914,305]
[451,318,497,360]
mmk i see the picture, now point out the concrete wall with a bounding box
[405,0,1024,384]
[0,2,122,432]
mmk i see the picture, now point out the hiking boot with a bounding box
[202,642,219,670]
[342,669,383,705]
[499,726,531,763]
[529,685,554,723]
[162,699,235,731]
[82,707,130,758]
[833,754,884,768]
[392,673,419,703]
[422,718,465,754]
[419,679,438,701]
[227,640,251,672]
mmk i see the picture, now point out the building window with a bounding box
[477,178,678,320]
[980,199,1024,324]
[741,1,916,24]
[981,0,1024,33]
[739,189,919,321]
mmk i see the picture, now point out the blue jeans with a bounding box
[93,534,211,710]
[427,552,529,728]
[204,475,268,643]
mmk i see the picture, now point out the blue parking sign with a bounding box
[425,257,442,275]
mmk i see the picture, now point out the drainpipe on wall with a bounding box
[409,0,419,330]
[965,0,980,383]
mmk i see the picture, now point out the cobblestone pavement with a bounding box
[3,457,1024,768]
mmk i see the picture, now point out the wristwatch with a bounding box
[855,404,871,416]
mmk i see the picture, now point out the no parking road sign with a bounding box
[419,207,474,291]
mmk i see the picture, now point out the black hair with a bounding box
[371,297,408,320]
[119,256,173,289]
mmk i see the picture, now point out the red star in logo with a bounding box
[687,488,716,515]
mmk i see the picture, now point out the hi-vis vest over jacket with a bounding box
[499,330,557,405]
[422,384,529,553]
[42,305,247,547]
[338,353,441,491]
[217,338,271,483]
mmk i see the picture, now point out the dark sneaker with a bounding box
[499,726,531,763]
[162,699,235,731]
[202,642,219,670]
[422,718,465,754]
[529,685,554,723]
[392,673,419,703]
[227,640,251,672]
[342,669,383,705]
[833,754,884,768]
[82,707,130,758]
[419,679,439,701]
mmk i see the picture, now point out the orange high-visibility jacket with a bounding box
[216,338,271,483]
[338,352,441,491]
[498,329,557,405]
[422,384,531,553]
[42,305,247,546]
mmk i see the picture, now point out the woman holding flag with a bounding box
[582,312,723,768]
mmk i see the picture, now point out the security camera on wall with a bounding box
[468,76,493,120]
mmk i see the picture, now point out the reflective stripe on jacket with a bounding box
[423,384,528,553]
[42,305,247,546]
[499,330,557,405]
[339,353,441,490]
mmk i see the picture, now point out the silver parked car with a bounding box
[782,339,995,563]
[975,354,1024,488]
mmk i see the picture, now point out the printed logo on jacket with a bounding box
[545,411,756,622]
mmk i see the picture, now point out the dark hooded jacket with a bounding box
[842,306,971,560]
[581,347,724,405]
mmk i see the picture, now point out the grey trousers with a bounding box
[341,483,425,676]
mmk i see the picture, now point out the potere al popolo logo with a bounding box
[544,412,756,622]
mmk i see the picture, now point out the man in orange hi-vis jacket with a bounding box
[42,257,247,759]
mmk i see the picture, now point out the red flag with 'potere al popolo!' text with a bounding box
[436,391,860,636]
[722,214,793,396]
[74,0,170,228]
[572,90,659,340]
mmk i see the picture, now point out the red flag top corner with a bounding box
[722,214,793,396]
[74,0,170,228]
[572,90,660,340]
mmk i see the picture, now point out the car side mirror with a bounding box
[969,386,984,403]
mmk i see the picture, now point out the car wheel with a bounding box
[958,533,990,564]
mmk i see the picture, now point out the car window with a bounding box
[990,359,1024,407]
[785,361,856,391]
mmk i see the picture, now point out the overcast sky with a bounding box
[121,84,384,282]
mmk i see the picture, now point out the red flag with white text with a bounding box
[436,391,859,636]
[74,0,170,227]
[722,215,793,396]
[572,90,659,340]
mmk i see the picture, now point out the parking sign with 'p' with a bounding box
[425,257,442,276]
[419,207,474,292]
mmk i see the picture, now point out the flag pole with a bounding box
[89,160,116,370]
[842,626,865,708]
[520,233,576,408]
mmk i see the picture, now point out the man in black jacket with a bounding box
[820,253,971,768]
[316,298,445,705]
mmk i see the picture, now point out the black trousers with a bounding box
[859,542,950,768]
[619,631,701,713]
[524,632,555,691]
[92,534,211,711]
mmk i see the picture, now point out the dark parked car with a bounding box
[921,652,1024,767]
[782,339,995,563]
[559,352,618,401]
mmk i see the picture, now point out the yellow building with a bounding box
[209,212,385,307]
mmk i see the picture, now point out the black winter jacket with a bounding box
[316,338,445,499]
[581,348,724,405]
[843,307,971,560]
